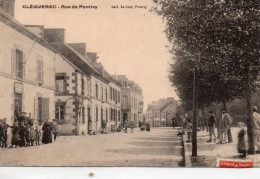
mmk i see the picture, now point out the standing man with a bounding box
[130,121,135,133]
[207,111,216,143]
[217,109,230,144]
[3,118,10,148]
[253,106,260,152]
[52,120,59,141]
[19,121,27,147]
[124,120,128,133]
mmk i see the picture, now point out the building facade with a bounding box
[114,75,144,126]
[0,8,58,136]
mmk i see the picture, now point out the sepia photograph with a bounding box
[0,0,259,170]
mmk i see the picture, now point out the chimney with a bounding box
[68,43,86,56]
[86,52,97,63]
[25,25,44,39]
[44,28,66,44]
[0,0,15,16]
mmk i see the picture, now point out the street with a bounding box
[0,128,183,167]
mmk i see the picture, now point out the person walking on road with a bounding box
[186,120,192,142]
[207,111,216,143]
[253,106,260,152]
[124,120,128,133]
[130,121,135,133]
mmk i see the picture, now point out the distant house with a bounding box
[160,100,178,127]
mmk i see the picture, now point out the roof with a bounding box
[161,101,178,113]
[92,63,121,86]
[152,100,168,111]
[146,104,156,111]
[0,9,57,54]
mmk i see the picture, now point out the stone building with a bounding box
[0,5,59,131]
[113,75,144,126]
[43,29,121,134]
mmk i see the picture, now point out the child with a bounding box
[35,126,41,146]
[237,122,247,158]
[186,120,192,142]
[177,129,184,137]
[30,126,36,146]
[26,125,32,146]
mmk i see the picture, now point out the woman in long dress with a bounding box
[42,121,52,144]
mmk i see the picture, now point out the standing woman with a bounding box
[42,120,48,144]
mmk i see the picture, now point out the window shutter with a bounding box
[11,48,16,75]
[34,97,38,120]
[23,52,26,78]
[42,98,50,121]
[36,58,43,83]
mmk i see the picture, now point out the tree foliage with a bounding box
[153,0,260,107]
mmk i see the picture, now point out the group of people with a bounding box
[183,106,260,156]
[124,120,136,133]
[0,112,59,149]
[139,121,151,132]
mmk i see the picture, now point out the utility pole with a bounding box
[192,66,198,157]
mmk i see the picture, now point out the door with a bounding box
[14,93,22,120]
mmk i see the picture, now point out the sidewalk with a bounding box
[183,127,260,167]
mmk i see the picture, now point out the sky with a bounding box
[14,0,178,108]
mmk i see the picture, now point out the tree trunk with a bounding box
[246,85,255,154]
[192,67,197,157]
[222,100,228,112]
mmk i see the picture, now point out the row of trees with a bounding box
[153,0,259,154]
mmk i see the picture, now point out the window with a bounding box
[56,76,65,93]
[87,78,91,97]
[36,58,43,83]
[118,111,121,121]
[118,91,120,103]
[38,97,43,121]
[106,108,108,122]
[12,49,24,78]
[110,109,113,121]
[96,83,99,98]
[82,107,85,123]
[14,93,22,116]
[81,78,84,96]
[122,95,128,105]
[55,104,65,121]
[110,87,112,100]
[105,88,108,102]
[96,107,98,121]
[101,108,103,121]
[101,85,104,100]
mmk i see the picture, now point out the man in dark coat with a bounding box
[1,118,10,148]
[19,121,27,147]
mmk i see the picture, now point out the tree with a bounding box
[153,0,260,154]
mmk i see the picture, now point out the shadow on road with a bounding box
[107,146,182,156]
[133,136,180,142]
[128,141,181,147]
